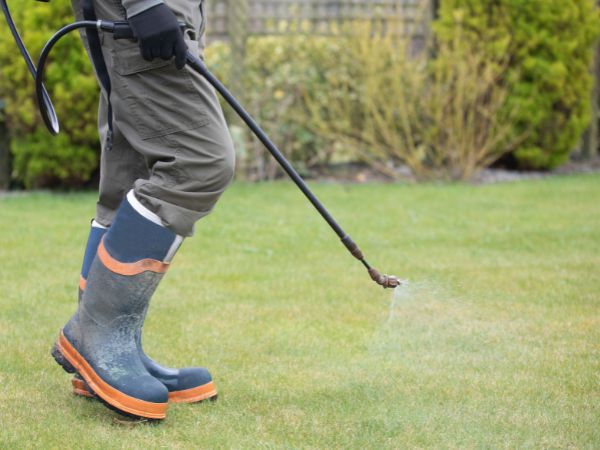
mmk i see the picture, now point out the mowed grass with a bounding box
[0,175,599,449]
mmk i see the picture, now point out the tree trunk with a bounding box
[581,2,600,159]
[0,101,10,190]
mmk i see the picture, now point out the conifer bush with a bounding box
[0,0,98,188]
[435,0,600,169]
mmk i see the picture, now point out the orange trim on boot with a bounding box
[79,275,87,291]
[72,377,95,398]
[168,381,218,404]
[97,239,170,276]
[56,330,168,419]
[71,377,218,404]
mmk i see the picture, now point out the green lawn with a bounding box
[0,175,599,449]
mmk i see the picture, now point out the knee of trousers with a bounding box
[170,139,236,213]
[133,130,236,236]
[195,139,236,195]
[171,128,236,205]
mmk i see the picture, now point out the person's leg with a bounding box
[107,39,235,237]
[55,0,233,418]
[86,0,233,237]
[71,67,219,405]
[95,94,150,228]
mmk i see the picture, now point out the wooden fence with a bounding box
[203,0,599,158]
[204,0,435,99]
[205,0,432,43]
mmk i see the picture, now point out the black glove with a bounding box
[128,3,187,69]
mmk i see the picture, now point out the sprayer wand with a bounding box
[183,53,401,289]
[0,6,401,289]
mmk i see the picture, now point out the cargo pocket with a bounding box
[109,40,209,140]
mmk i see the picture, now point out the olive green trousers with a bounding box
[72,0,235,236]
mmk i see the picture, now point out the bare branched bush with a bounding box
[305,21,525,181]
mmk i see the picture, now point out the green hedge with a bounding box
[435,0,600,169]
[0,0,98,188]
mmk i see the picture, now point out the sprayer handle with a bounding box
[109,20,186,41]
[111,21,137,40]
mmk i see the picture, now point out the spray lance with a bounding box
[1,0,401,289]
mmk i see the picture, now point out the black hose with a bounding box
[0,0,59,134]
[183,54,403,288]
[183,52,394,281]
[35,20,100,134]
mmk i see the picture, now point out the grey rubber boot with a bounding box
[52,191,186,419]
[70,309,217,404]
[70,219,217,404]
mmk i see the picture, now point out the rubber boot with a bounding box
[70,217,217,404]
[70,221,108,399]
[52,192,184,419]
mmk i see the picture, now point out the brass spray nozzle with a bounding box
[368,268,402,289]
[341,236,401,289]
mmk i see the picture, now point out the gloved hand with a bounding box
[128,3,187,69]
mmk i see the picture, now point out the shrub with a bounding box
[0,0,99,188]
[206,36,343,180]
[435,0,600,169]
[303,22,523,181]
[11,130,97,188]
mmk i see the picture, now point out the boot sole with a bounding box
[169,382,218,404]
[70,377,218,404]
[53,330,168,420]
